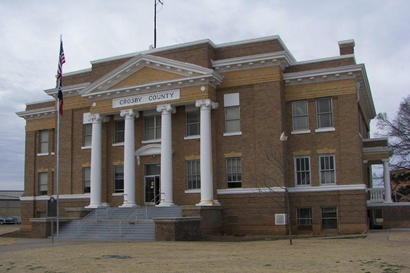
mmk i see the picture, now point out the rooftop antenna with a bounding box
[154,0,163,48]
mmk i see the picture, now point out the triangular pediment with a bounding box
[110,67,185,90]
[82,54,219,96]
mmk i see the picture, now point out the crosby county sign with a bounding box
[112,89,180,108]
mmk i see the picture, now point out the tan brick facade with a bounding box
[18,36,379,236]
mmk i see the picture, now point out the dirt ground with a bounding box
[0,230,409,273]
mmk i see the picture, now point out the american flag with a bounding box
[57,38,65,116]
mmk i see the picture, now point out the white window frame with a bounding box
[292,100,309,132]
[38,130,49,154]
[185,109,200,137]
[186,160,200,190]
[294,156,311,186]
[83,167,90,193]
[296,207,312,226]
[114,165,124,193]
[143,115,161,141]
[82,123,92,148]
[224,93,241,135]
[113,119,125,144]
[319,154,336,185]
[316,97,333,129]
[38,172,48,196]
[226,157,242,188]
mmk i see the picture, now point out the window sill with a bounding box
[141,139,161,144]
[223,131,242,137]
[112,192,124,196]
[291,129,311,135]
[184,135,200,140]
[295,184,312,187]
[315,127,335,133]
[112,142,124,147]
[36,153,49,157]
[81,146,91,150]
[184,189,201,194]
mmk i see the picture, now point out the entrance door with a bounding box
[144,164,160,205]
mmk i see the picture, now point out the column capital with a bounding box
[157,104,176,114]
[120,109,139,119]
[195,99,218,110]
[91,113,101,123]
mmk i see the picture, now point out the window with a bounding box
[225,107,241,133]
[319,155,336,184]
[292,100,309,131]
[38,172,48,195]
[224,93,240,134]
[83,167,90,193]
[322,207,338,229]
[83,124,92,147]
[38,130,49,153]
[316,98,333,128]
[296,208,312,225]
[226,157,242,188]
[186,110,200,136]
[186,160,200,189]
[114,165,124,193]
[114,120,124,144]
[294,156,311,186]
[144,115,161,140]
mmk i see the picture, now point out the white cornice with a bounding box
[16,106,56,120]
[84,74,221,101]
[89,35,296,65]
[212,51,293,72]
[294,54,355,65]
[283,63,376,120]
[63,68,92,77]
[217,184,367,195]
[82,54,222,97]
[44,82,91,98]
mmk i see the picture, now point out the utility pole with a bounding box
[154,0,163,48]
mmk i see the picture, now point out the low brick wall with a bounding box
[154,217,201,241]
[370,204,410,228]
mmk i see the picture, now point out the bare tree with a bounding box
[255,132,293,245]
[377,95,410,170]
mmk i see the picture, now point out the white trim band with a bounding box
[217,184,367,195]
[20,193,90,201]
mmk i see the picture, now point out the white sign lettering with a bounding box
[112,89,180,108]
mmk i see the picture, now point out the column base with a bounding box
[156,202,176,207]
[119,203,138,208]
[196,200,221,206]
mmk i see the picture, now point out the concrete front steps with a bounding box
[56,206,182,241]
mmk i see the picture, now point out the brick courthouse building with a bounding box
[17,36,393,238]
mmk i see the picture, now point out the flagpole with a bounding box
[55,34,62,238]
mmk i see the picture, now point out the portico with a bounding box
[84,54,223,208]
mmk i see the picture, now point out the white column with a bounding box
[120,109,138,207]
[196,99,220,206]
[86,114,103,208]
[383,159,393,203]
[156,104,175,207]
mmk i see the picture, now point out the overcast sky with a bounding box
[0,0,409,190]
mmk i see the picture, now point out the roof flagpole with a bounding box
[154,0,163,48]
